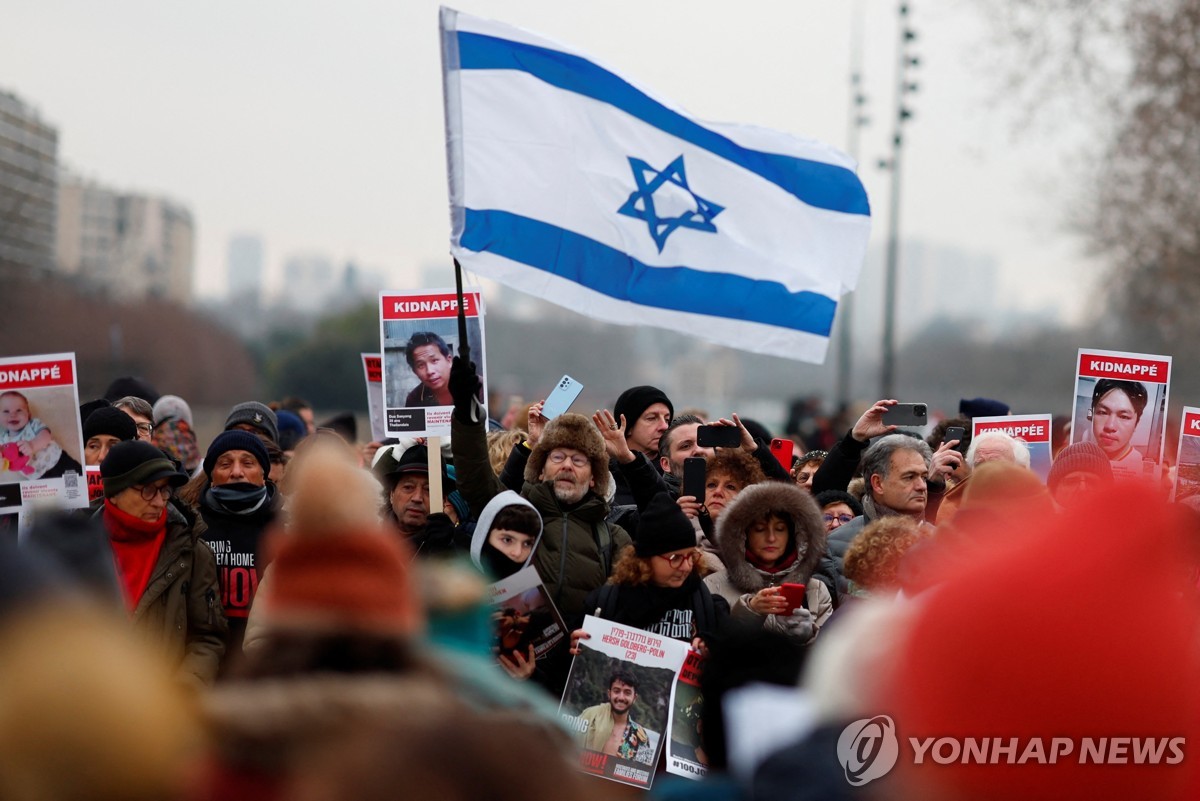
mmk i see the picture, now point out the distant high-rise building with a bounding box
[227,234,264,306]
[279,253,335,313]
[56,171,195,304]
[0,90,58,272]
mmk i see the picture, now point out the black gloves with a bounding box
[449,356,482,424]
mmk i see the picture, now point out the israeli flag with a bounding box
[441,7,870,363]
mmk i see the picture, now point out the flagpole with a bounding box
[836,0,869,410]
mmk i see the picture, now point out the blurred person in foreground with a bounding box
[201,443,585,801]
[0,602,204,801]
[754,484,1200,801]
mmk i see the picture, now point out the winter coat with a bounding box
[468,490,542,575]
[451,416,632,619]
[703,482,833,640]
[96,503,228,688]
[196,484,276,670]
[582,572,729,642]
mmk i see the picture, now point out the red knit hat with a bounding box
[262,531,422,636]
[882,486,1200,799]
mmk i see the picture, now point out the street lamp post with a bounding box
[879,1,920,398]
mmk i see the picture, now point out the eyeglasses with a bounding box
[137,483,172,501]
[135,423,153,435]
[823,513,855,525]
[658,551,698,568]
[548,450,589,468]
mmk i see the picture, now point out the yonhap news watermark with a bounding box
[837,716,1187,787]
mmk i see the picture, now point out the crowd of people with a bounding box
[1,355,1198,801]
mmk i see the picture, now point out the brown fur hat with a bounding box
[524,413,610,498]
[715,481,826,592]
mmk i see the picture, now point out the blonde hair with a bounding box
[843,516,929,592]
[486,429,527,477]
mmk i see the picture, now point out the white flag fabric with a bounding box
[440,7,871,363]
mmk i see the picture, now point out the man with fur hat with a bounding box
[447,358,631,620]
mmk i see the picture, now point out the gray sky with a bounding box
[4,0,1098,322]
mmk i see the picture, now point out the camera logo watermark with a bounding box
[837,715,900,786]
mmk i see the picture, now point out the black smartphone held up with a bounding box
[683,457,706,499]
[944,425,967,454]
[882,403,929,428]
[696,424,742,448]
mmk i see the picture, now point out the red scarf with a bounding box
[745,546,799,574]
[104,500,167,612]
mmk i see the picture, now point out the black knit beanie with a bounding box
[100,441,186,498]
[635,492,697,557]
[203,430,271,479]
[613,386,673,433]
[83,406,138,444]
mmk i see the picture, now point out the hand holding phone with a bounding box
[683,456,706,499]
[541,375,584,420]
[697,424,742,448]
[944,426,967,454]
[769,438,794,470]
[779,582,807,612]
[882,403,929,428]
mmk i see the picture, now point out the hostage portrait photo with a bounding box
[1071,376,1168,477]
[0,384,84,485]
[560,647,675,766]
[381,317,485,436]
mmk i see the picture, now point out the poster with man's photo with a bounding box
[560,616,690,790]
[379,289,486,438]
[0,353,87,513]
[972,414,1054,483]
[489,566,567,663]
[360,353,387,444]
[1171,406,1200,504]
[1070,348,1171,481]
[665,649,708,779]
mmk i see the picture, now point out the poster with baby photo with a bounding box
[1070,348,1171,481]
[379,289,487,438]
[489,566,567,665]
[0,353,87,512]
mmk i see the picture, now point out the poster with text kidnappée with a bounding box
[972,414,1054,483]
[1172,407,1200,504]
[0,353,87,513]
[1070,348,1171,482]
[379,289,486,438]
[560,615,690,790]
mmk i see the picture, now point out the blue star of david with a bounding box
[617,155,724,253]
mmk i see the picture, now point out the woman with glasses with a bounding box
[812,489,863,534]
[703,482,833,644]
[570,493,728,655]
[96,440,227,687]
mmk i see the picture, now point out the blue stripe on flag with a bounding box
[457,31,869,218]
[461,208,837,336]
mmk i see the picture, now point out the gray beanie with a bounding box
[224,401,279,444]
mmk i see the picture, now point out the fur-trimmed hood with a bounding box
[523,413,610,498]
[714,481,826,592]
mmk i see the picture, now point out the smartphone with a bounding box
[769,438,794,470]
[696,424,742,448]
[779,583,807,612]
[541,375,584,420]
[882,403,928,428]
[683,457,706,500]
[944,426,967,454]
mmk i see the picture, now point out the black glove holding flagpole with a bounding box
[450,258,481,424]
